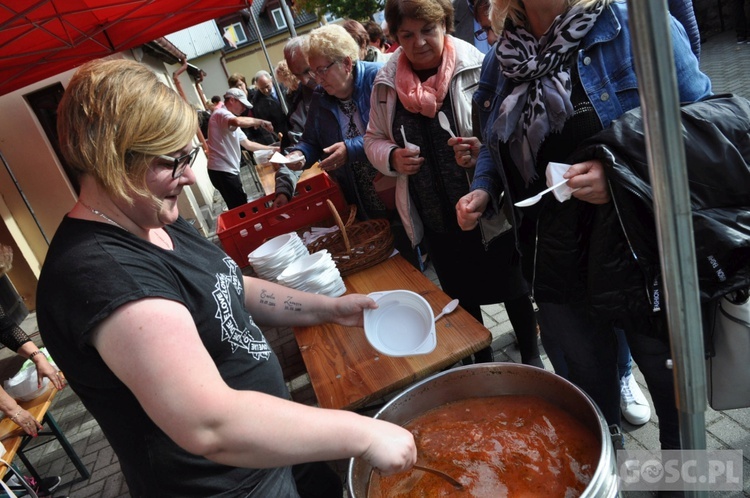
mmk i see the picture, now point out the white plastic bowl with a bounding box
[363,290,436,357]
[278,250,331,281]
[248,233,295,261]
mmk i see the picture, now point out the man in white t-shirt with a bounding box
[207,88,278,210]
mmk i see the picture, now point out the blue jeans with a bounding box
[616,327,632,379]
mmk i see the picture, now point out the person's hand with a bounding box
[360,418,417,475]
[448,136,481,168]
[284,151,306,171]
[255,119,274,134]
[36,355,67,391]
[327,294,378,327]
[456,190,490,230]
[563,160,611,204]
[32,354,66,390]
[273,193,290,208]
[318,142,348,172]
[9,406,43,437]
[390,145,423,175]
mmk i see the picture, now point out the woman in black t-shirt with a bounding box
[37,59,416,498]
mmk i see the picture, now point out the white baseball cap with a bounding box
[224,87,252,109]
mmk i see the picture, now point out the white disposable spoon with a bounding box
[434,299,460,322]
[437,111,456,138]
[514,179,570,207]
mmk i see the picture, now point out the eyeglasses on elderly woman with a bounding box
[307,60,339,79]
[157,146,201,178]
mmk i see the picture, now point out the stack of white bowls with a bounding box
[276,250,347,297]
[248,233,309,281]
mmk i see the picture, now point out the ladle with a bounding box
[412,464,463,490]
[434,298,459,323]
[437,111,456,138]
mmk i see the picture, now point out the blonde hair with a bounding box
[57,59,197,204]
[275,59,299,92]
[490,0,613,35]
[307,24,360,62]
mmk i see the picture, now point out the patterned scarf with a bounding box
[395,35,456,118]
[492,2,604,184]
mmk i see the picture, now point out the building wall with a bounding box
[0,51,215,311]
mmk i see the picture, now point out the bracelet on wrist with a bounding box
[28,350,43,361]
[10,408,22,421]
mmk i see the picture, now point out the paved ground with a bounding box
[3,29,749,498]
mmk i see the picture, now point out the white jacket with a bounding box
[364,36,483,246]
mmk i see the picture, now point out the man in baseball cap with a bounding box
[224,87,253,110]
[205,88,277,210]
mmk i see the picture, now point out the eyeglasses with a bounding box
[157,146,200,178]
[474,26,493,41]
[307,60,338,79]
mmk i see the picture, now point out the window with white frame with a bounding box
[271,8,287,30]
[223,22,248,46]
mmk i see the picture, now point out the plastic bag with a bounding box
[3,347,55,401]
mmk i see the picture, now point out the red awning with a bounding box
[0,0,250,96]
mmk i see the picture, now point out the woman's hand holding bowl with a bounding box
[390,145,423,175]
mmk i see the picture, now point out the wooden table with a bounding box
[294,254,492,411]
[0,386,90,488]
[255,162,323,196]
[0,387,58,477]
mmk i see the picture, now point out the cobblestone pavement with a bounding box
[4,28,749,498]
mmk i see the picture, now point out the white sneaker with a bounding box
[620,373,651,425]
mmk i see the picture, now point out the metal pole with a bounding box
[280,0,297,38]
[625,0,707,459]
[0,151,50,245]
[246,9,289,116]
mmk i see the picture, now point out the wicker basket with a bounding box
[305,200,394,276]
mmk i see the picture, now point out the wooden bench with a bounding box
[0,387,90,493]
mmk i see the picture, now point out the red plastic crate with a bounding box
[216,173,347,267]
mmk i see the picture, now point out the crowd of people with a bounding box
[18,0,750,497]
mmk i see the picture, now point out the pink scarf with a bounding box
[395,35,456,118]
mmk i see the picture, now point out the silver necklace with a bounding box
[79,201,172,249]
[79,201,127,230]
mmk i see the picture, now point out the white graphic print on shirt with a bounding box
[213,257,272,360]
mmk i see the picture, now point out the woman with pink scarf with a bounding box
[365,0,541,366]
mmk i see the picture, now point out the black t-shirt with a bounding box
[36,216,298,497]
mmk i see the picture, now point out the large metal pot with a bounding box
[348,363,619,497]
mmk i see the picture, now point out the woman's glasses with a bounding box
[307,60,338,79]
[157,146,200,178]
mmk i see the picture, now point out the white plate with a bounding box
[363,290,436,357]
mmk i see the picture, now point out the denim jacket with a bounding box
[471,2,712,205]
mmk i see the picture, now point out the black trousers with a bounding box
[207,169,247,210]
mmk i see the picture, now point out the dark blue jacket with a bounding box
[290,60,383,218]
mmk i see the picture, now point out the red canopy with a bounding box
[0,0,250,96]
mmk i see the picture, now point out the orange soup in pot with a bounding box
[368,395,599,497]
